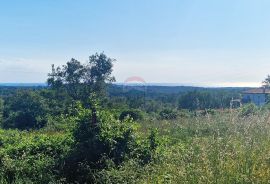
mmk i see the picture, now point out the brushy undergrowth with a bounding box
[0,129,73,183]
[1,109,270,183]
[97,110,270,184]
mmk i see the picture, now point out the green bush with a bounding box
[61,105,157,183]
[240,103,258,117]
[0,129,73,183]
[159,109,178,120]
[3,90,49,130]
[201,109,217,116]
[178,109,191,118]
[261,102,270,112]
[119,109,144,121]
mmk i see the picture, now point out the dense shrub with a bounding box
[3,90,49,130]
[0,129,73,183]
[240,103,258,117]
[61,105,157,183]
[119,109,144,121]
[178,109,191,118]
[200,109,217,116]
[95,111,270,183]
[261,102,270,112]
[159,109,178,120]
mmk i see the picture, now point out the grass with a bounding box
[98,110,270,183]
[1,108,270,183]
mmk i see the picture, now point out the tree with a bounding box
[47,52,115,102]
[87,53,115,95]
[262,75,270,88]
[178,91,201,110]
[3,90,48,129]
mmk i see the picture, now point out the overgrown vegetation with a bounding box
[0,53,269,183]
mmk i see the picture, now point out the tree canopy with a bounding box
[47,52,115,101]
[262,75,270,88]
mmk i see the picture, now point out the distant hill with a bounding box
[0,83,250,94]
[0,83,47,87]
[109,84,250,95]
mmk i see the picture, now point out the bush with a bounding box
[262,102,270,112]
[119,109,144,121]
[178,109,191,118]
[62,105,157,183]
[0,129,73,183]
[3,90,48,130]
[201,109,217,116]
[159,109,178,120]
[240,103,258,117]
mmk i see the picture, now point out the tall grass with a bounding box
[97,111,270,183]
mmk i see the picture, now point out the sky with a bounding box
[1,0,270,87]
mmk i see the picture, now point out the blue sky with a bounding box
[1,0,270,86]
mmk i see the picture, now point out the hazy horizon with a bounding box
[0,82,259,88]
[1,0,269,87]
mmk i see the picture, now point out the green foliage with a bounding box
[0,98,3,126]
[262,102,270,112]
[95,111,270,183]
[262,75,270,88]
[0,129,73,183]
[3,90,49,130]
[39,89,73,116]
[159,109,178,120]
[47,52,115,101]
[0,55,266,183]
[178,109,191,118]
[119,109,144,121]
[201,109,217,116]
[109,85,243,112]
[240,103,258,117]
[144,99,162,113]
[61,105,157,183]
[178,90,240,110]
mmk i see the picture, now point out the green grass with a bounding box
[97,111,270,183]
[1,110,270,183]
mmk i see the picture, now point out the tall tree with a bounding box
[262,75,270,88]
[87,53,115,92]
[47,53,115,125]
[47,52,115,101]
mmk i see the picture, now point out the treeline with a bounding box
[108,85,242,112]
[0,85,242,129]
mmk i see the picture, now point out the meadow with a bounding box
[1,106,270,183]
[96,109,270,184]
